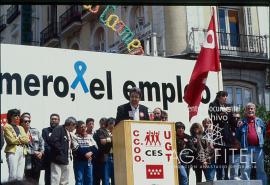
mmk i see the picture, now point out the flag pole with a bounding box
[218,71,221,91]
[212,6,221,91]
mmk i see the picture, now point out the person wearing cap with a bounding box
[20,112,44,184]
[208,91,232,180]
[115,87,149,125]
[49,116,77,185]
[4,109,30,181]
[175,122,193,185]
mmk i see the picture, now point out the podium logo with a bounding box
[145,131,161,146]
[146,165,164,179]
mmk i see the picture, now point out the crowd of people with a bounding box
[1,87,270,185]
[177,91,269,185]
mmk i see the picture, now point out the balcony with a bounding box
[6,5,20,24]
[59,5,82,37]
[40,22,59,47]
[0,15,6,32]
[189,28,269,61]
[21,41,40,46]
[81,5,105,22]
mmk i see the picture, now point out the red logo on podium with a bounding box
[146,165,164,179]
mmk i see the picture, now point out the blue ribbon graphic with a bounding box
[71,61,89,93]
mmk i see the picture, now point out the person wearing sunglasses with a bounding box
[20,112,44,184]
[4,109,30,181]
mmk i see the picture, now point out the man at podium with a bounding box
[115,87,149,125]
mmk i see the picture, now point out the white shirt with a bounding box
[131,104,140,121]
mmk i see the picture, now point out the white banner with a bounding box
[1,44,222,132]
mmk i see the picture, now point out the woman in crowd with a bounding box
[161,111,168,121]
[201,118,216,181]
[175,122,193,185]
[20,112,44,184]
[190,122,214,183]
[4,109,30,181]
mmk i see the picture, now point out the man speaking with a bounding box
[115,87,149,125]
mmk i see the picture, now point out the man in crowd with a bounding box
[94,118,115,185]
[228,112,242,180]
[86,118,95,136]
[116,87,149,124]
[42,114,60,185]
[208,91,232,180]
[93,118,107,185]
[153,107,162,121]
[72,120,98,185]
[49,117,77,185]
[237,103,267,185]
[102,118,115,185]
[161,111,168,121]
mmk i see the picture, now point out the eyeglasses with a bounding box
[12,114,20,118]
[23,120,31,124]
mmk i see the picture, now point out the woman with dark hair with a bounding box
[175,122,192,185]
[4,109,30,181]
[208,91,232,180]
[190,122,214,183]
[20,112,44,184]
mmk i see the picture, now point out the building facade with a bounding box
[1,5,269,110]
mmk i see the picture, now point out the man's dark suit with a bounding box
[115,103,150,125]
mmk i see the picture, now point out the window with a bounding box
[225,87,233,104]
[246,7,254,48]
[224,85,255,108]
[218,8,240,47]
[129,6,144,31]
[236,88,243,106]
[93,27,105,52]
[47,5,57,24]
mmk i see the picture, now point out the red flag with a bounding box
[184,8,220,121]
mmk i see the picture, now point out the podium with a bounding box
[113,120,179,185]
